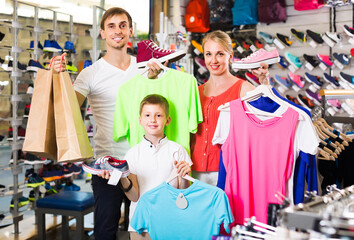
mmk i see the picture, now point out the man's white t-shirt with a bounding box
[74,57,138,159]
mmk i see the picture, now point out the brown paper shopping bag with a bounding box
[53,70,93,162]
[22,68,57,160]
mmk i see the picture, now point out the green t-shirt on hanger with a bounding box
[113,69,203,154]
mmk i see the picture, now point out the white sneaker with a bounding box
[325,32,341,43]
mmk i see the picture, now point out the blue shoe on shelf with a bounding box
[29,40,43,50]
[64,41,76,54]
[64,183,80,191]
[304,72,324,87]
[43,40,62,52]
[27,59,44,71]
[285,52,302,69]
[274,74,292,88]
[83,59,92,69]
[277,56,288,69]
[323,72,340,87]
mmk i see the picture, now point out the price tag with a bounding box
[292,84,300,92]
[273,38,285,49]
[309,84,320,92]
[309,40,318,48]
[322,35,335,47]
[193,48,201,56]
[277,85,287,94]
[250,45,257,52]
[339,80,348,89]
[288,65,297,73]
[327,107,336,116]
[264,44,272,51]
[333,59,344,70]
[237,46,244,54]
[305,62,314,71]
[319,62,327,71]
[108,169,122,186]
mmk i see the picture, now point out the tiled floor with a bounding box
[0,145,129,240]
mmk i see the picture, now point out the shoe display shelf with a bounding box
[0,0,81,234]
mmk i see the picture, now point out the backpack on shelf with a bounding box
[258,0,287,24]
[185,0,210,33]
[232,0,259,26]
[294,0,324,11]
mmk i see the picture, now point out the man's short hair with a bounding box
[100,7,133,30]
[139,94,169,117]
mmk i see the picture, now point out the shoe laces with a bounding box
[147,41,172,53]
[95,156,111,165]
[241,49,264,61]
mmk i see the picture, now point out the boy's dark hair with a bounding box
[139,94,169,116]
[100,7,133,30]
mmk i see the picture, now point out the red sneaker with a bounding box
[137,40,186,68]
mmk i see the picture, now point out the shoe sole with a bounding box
[317,57,333,67]
[284,54,301,69]
[339,73,354,85]
[26,66,40,71]
[232,56,280,70]
[343,27,354,38]
[27,181,45,188]
[296,96,312,111]
[82,163,112,175]
[325,33,340,43]
[43,47,62,52]
[137,50,186,68]
[323,75,340,87]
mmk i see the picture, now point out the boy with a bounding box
[108,94,192,239]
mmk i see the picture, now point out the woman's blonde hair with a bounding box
[202,30,233,55]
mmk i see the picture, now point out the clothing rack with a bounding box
[319,89,354,125]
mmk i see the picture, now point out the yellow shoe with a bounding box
[191,40,203,54]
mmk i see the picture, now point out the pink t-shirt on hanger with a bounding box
[221,98,299,225]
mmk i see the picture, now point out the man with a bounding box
[53,7,163,240]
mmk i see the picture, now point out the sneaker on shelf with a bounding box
[317,53,334,67]
[43,40,62,52]
[63,41,76,54]
[9,150,25,164]
[323,72,340,87]
[136,40,186,68]
[325,32,341,44]
[24,104,30,117]
[0,31,4,41]
[27,173,45,188]
[26,84,33,94]
[7,60,27,72]
[304,72,324,87]
[259,31,274,44]
[83,59,92,69]
[7,126,26,141]
[291,28,306,42]
[29,40,43,50]
[285,52,302,69]
[191,40,203,54]
[245,72,260,86]
[0,184,6,193]
[66,61,78,73]
[43,62,50,69]
[64,182,81,191]
[276,33,292,46]
[194,56,207,72]
[306,29,324,44]
[351,48,354,58]
[249,36,264,49]
[44,188,58,197]
[238,37,251,50]
[268,77,276,87]
[303,54,320,68]
[333,53,350,66]
[82,156,129,176]
[286,95,301,105]
[274,74,292,88]
[276,56,289,69]
[28,190,36,202]
[10,196,29,209]
[24,168,34,181]
[327,99,341,110]
[343,25,354,38]
[305,89,322,104]
[297,94,316,110]
[26,59,44,71]
[232,48,280,70]
[66,163,81,175]
[23,152,46,165]
[41,167,64,182]
[339,72,354,86]
[288,72,305,88]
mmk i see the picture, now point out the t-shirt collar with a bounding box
[142,135,168,151]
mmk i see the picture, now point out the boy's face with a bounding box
[139,104,171,139]
[100,14,133,50]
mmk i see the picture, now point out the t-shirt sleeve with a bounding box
[131,197,150,234]
[213,190,234,234]
[294,118,320,156]
[73,68,92,97]
[113,85,129,143]
[212,111,230,145]
[188,75,203,134]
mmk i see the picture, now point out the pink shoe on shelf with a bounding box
[232,48,280,70]
[327,99,341,110]
[137,40,186,68]
[316,53,334,67]
[288,72,305,88]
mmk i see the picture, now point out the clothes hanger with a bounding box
[165,152,195,184]
[318,148,335,161]
[314,124,342,154]
[138,58,169,76]
[317,118,352,143]
[314,121,347,149]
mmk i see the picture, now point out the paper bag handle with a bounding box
[48,54,65,71]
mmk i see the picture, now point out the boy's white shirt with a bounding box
[74,57,138,159]
[125,136,192,232]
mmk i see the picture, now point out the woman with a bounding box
[191,30,269,185]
